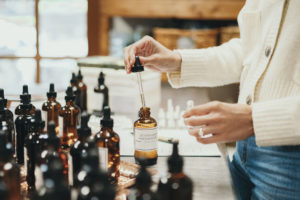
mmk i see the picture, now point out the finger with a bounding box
[145,65,161,72]
[183,101,221,118]
[184,115,211,127]
[128,47,137,71]
[123,47,130,73]
[187,126,217,137]
[196,134,224,144]
[139,55,157,65]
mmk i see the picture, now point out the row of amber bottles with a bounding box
[128,142,193,200]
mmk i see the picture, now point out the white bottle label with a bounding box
[94,93,104,111]
[134,127,158,151]
[42,111,48,132]
[68,152,73,186]
[59,116,64,138]
[24,147,28,175]
[35,165,44,190]
[98,147,108,171]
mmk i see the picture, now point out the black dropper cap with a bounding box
[20,85,31,104]
[47,121,60,148]
[167,141,183,173]
[100,106,113,128]
[131,56,144,73]
[135,159,152,189]
[47,83,57,98]
[70,73,78,85]
[0,89,7,110]
[0,89,4,100]
[34,109,46,131]
[77,112,91,137]
[77,69,83,81]
[65,86,75,101]
[98,72,105,85]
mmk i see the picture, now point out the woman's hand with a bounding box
[183,101,254,144]
[123,36,182,73]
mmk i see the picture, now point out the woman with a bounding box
[123,0,300,199]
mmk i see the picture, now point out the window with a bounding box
[0,0,87,91]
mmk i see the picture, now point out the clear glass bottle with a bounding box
[0,89,15,150]
[134,107,158,166]
[128,160,158,200]
[93,72,109,116]
[77,70,87,112]
[70,112,91,186]
[24,109,45,192]
[59,87,80,150]
[15,85,36,164]
[41,83,61,134]
[157,142,193,200]
[70,72,81,109]
[94,106,120,185]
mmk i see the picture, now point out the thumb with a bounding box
[139,55,158,65]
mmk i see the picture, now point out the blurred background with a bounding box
[0,0,244,114]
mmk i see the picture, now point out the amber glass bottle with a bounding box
[70,72,81,109]
[0,89,15,149]
[0,130,21,200]
[77,69,87,112]
[93,72,109,116]
[94,106,120,184]
[59,87,80,150]
[15,85,36,164]
[70,112,91,186]
[157,142,193,200]
[42,83,61,133]
[134,107,158,166]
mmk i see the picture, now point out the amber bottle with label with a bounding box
[0,89,15,149]
[157,142,193,200]
[0,130,21,200]
[94,106,120,184]
[24,109,45,192]
[70,72,81,109]
[134,107,158,166]
[93,72,109,116]
[70,112,91,186]
[15,85,36,164]
[77,69,87,112]
[41,83,61,133]
[59,87,80,150]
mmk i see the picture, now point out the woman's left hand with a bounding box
[183,101,254,144]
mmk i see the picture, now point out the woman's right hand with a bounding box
[123,35,182,74]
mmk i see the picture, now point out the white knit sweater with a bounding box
[168,0,300,157]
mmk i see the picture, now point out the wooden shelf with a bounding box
[88,0,245,56]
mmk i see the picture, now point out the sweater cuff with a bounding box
[252,98,300,146]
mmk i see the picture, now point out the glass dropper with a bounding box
[131,56,146,107]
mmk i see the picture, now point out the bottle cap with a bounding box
[47,121,60,148]
[100,106,113,128]
[77,69,83,80]
[0,89,7,110]
[167,141,183,173]
[20,85,31,104]
[47,83,57,98]
[98,72,105,85]
[135,159,152,189]
[131,56,144,73]
[0,89,4,99]
[65,86,75,101]
[70,73,78,85]
[34,109,46,131]
[77,112,91,137]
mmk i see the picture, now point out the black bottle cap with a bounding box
[34,109,46,131]
[20,85,31,104]
[77,112,91,137]
[77,69,83,80]
[47,121,60,148]
[0,89,6,110]
[47,83,57,98]
[168,141,183,173]
[70,73,78,85]
[65,86,75,101]
[135,159,152,189]
[98,71,105,85]
[100,106,113,128]
[0,89,4,99]
[131,56,144,73]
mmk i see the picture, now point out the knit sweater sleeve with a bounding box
[167,38,243,88]
[252,96,300,146]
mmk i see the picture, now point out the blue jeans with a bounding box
[227,136,300,200]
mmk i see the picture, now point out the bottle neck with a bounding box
[65,100,75,106]
[170,171,185,179]
[48,97,56,102]
[101,126,113,132]
[139,107,151,119]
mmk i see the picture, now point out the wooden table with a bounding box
[121,156,234,200]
